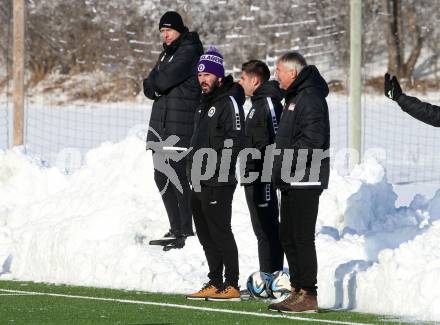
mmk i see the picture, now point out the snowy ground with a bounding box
[393,182,440,207]
[0,136,440,322]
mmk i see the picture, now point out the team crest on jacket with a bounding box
[208,106,216,117]
[248,109,255,119]
[288,103,296,111]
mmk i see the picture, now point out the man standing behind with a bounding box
[185,47,245,301]
[269,52,330,313]
[238,60,284,274]
[143,11,203,249]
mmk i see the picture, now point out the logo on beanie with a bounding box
[208,107,216,117]
[198,64,205,72]
[200,54,224,65]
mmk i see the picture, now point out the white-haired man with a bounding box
[269,52,330,313]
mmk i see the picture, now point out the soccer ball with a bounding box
[267,270,290,299]
[246,271,272,299]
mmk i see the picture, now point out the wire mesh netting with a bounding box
[0,0,439,183]
[19,0,350,173]
[362,94,440,183]
[0,100,9,151]
[0,3,11,150]
[361,0,440,183]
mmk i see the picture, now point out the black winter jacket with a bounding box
[272,65,330,190]
[397,94,440,127]
[144,30,204,148]
[242,80,283,185]
[187,76,246,188]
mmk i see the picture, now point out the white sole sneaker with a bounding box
[206,297,241,302]
[186,296,208,301]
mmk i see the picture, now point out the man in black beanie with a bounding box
[144,11,204,250]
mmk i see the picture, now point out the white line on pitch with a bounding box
[0,293,39,296]
[0,288,371,325]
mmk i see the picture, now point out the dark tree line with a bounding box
[0,0,439,96]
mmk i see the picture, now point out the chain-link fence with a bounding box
[0,3,12,150]
[0,0,439,183]
[361,0,440,183]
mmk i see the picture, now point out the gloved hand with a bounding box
[384,73,403,101]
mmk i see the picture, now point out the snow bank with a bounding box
[1,138,440,322]
[316,159,440,321]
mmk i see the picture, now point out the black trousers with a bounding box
[244,183,283,273]
[191,185,239,287]
[154,157,193,236]
[280,188,323,295]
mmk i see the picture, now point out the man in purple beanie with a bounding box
[185,47,246,301]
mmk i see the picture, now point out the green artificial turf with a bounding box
[0,280,419,325]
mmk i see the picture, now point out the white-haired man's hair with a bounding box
[277,51,307,74]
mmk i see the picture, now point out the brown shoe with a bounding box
[186,282,220,300]
[278,289,318,313]
[268,288,300,312]
[207,285,241,301]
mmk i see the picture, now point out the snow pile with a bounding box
[316,159,440,320]
[1,138,440,321]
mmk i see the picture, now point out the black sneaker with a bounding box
[161,230,177,239]
[148,230,177,246]
[163,236,186,251]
